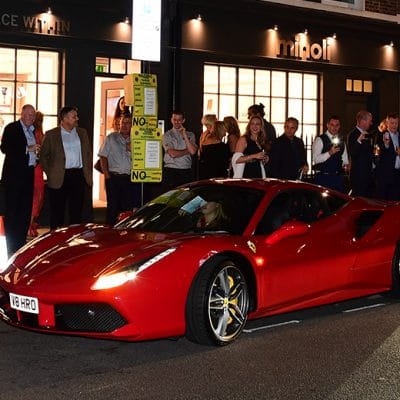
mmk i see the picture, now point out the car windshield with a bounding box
[115,184,264,234]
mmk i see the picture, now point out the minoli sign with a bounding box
[0,13,70,35]
[276,38,331,62]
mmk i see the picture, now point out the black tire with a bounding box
[185,258,249,346]
[390,241,400,297]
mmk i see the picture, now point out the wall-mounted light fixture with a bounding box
[389,40,394,47]
[303,29,308,35]
[273,24,278,31]
[196,14,202,21]
[124,16,130,24]
[332,33,337,39]
[46,7,52,14]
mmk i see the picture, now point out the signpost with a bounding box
[124,73,162,184]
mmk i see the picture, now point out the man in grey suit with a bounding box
[1,104,39,256]
[40,106,92,229]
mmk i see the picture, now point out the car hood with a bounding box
[2,224,196,288]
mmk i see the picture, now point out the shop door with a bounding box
[98,80,125,202]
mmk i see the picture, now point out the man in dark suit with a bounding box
[0,104,39,256]
[40,106,92,229]
[269,117,309,180]
[375,113,400,200]
[347,110,374,197]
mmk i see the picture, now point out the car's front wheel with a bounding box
[186,259,249,346]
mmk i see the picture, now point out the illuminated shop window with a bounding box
[0,47,60,135]
[95,57,141,75]
[346,79,373,93]
[363,81,373,93]
[0,46,60,176]
[203,64,319,165]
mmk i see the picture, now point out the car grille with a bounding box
[55,303,127,332]
[0,287,126,333]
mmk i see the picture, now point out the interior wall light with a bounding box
[389,40,394,47]
[47,7,52,14]
[196,14,202,21]
[332,33,337,39]
[273,24,278,31]
[303,29,308,35]
[124,16,130,24]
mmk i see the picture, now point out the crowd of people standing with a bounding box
[1,104,93,257]
[161,105,400,206]
[1,100,400,258]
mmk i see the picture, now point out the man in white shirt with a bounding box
[162,111,197,191]
[312,115,349,193]
[40,106,92,229]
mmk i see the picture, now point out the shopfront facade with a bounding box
[169,0,400,159]
[0,0,399,212]
[0,1,141,216]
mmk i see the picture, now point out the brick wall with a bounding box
[365,0,399,15]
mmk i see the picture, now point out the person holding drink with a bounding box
[312,115,349,192]
[347,110,374,197]
[0,104,39,256]
[375,113,400,200]
[232,115,269,178]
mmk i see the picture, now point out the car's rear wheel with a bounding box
[186,259,249,346]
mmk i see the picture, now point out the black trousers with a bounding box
[105,173,141,225]
[48,168,85,229]
[162,167,193,192]
[314,173,344,193]
[376,169,400,200]
[4,167,34,257]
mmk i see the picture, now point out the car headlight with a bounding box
[91,247,176,290]
[0,254,16,274]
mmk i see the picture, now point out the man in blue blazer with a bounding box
[1,104,39,256]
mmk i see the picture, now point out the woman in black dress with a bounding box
[233,115,269,178]
[198,121,230,179]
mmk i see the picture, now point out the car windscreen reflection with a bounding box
[115,185,264,235]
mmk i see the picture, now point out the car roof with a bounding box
[188,178,351,199]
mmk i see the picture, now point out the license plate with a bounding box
[9,293,39,314]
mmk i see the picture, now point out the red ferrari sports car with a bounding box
[0,179,399,346]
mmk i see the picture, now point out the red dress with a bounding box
[32,129,45,218]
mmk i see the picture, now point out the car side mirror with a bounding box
[265,220,310,245]
[117,207,138,223]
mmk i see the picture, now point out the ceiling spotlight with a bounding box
[124,16,130,24]
[196,14,202,21]
[273,24,278,31]
[47,7,52,14]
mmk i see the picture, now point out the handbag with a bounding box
[94,158,103,174]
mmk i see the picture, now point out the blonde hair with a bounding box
[201,114,217,128]
[212,121,227,141]
[244,115,266,146]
